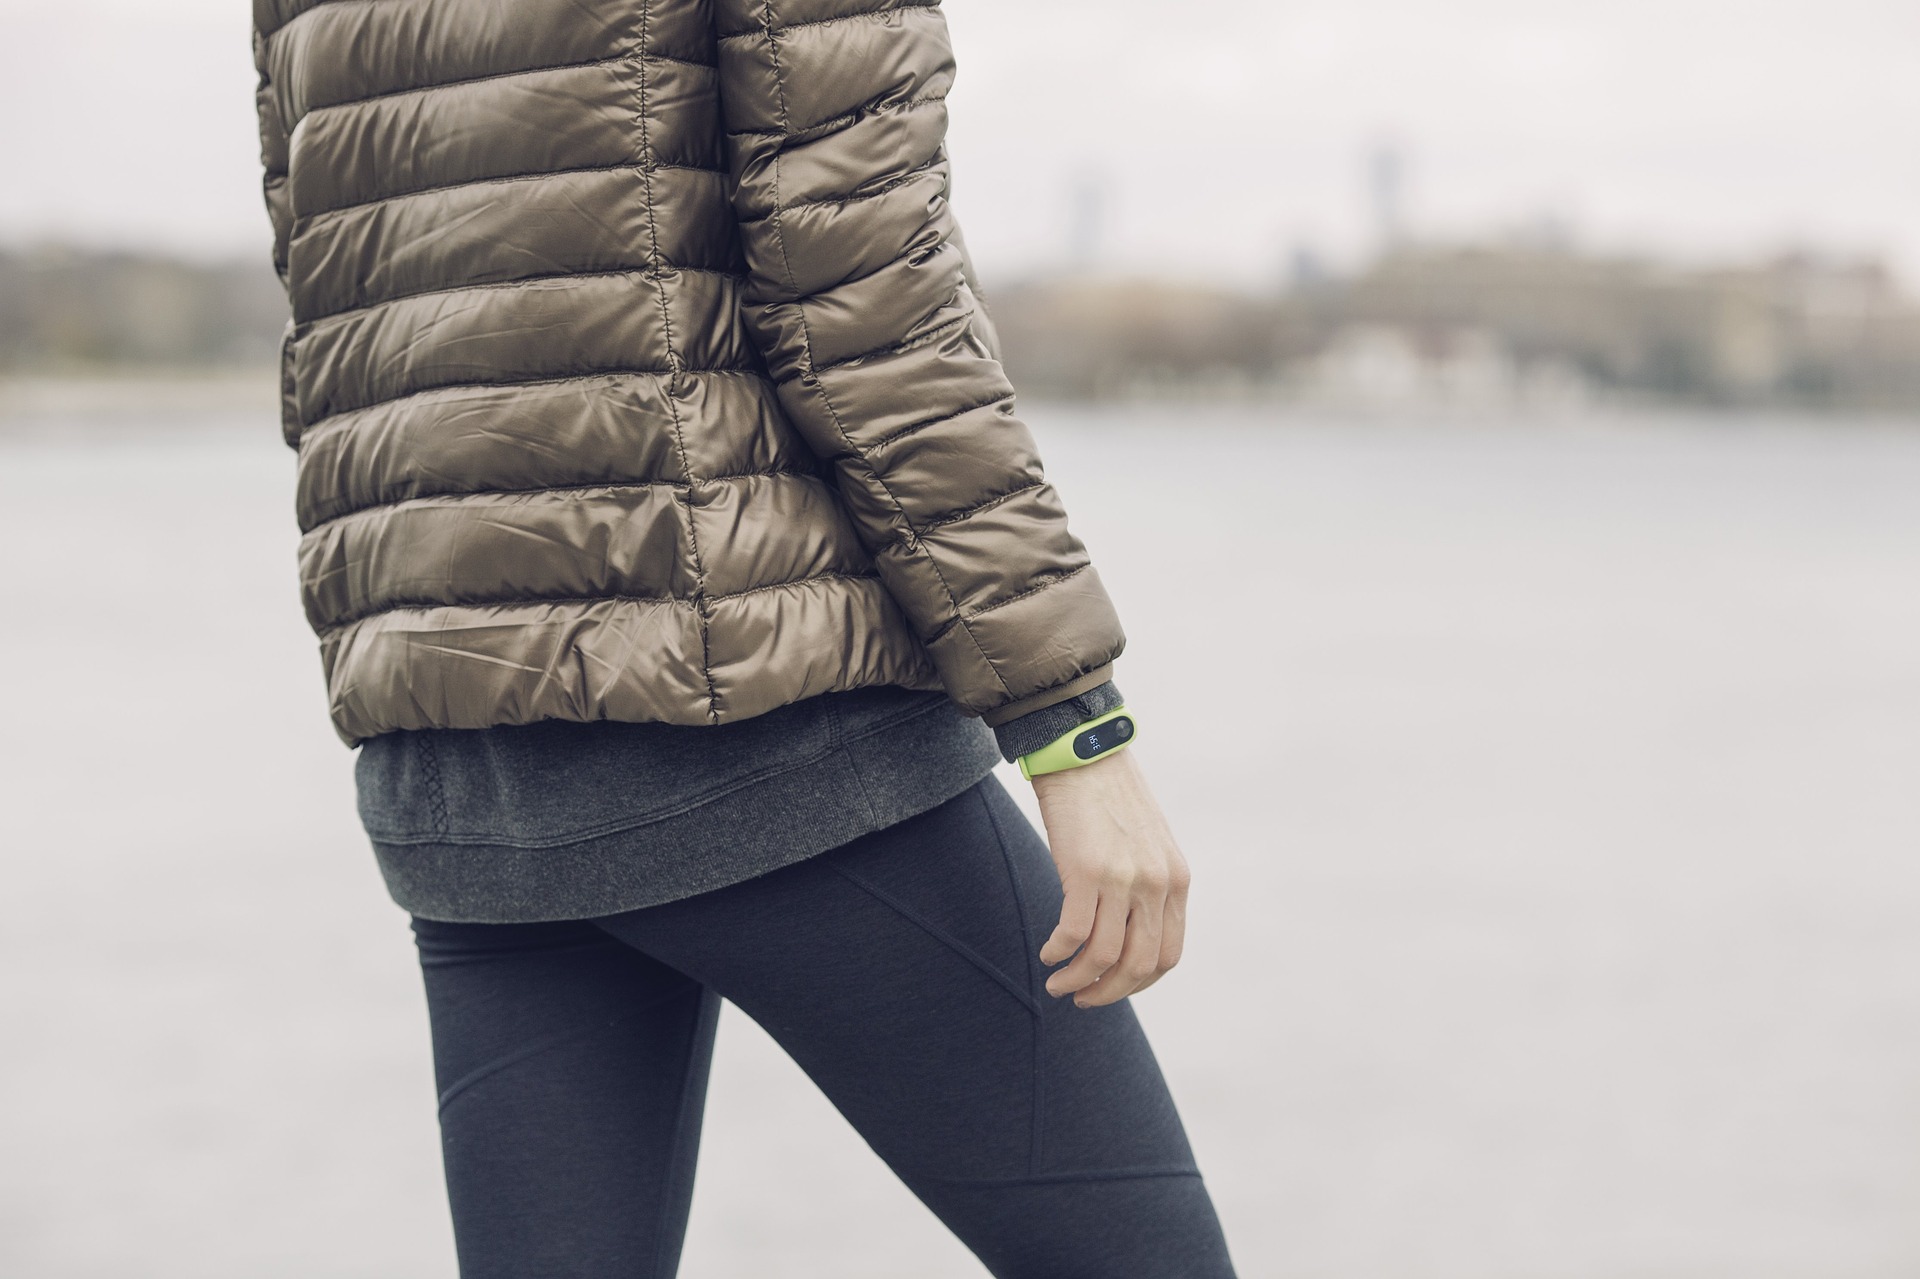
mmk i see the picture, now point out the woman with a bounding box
[252,0,1234,1274]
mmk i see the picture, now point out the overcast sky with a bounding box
[4,0,1918,285]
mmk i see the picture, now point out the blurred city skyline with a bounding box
[3,0,1919,285]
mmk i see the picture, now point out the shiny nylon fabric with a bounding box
[253,0,1124,743]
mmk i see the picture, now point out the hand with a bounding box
[1031,747,1191,1008]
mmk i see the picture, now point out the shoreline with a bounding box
[4,370,1918,435]
[0,371,280,422]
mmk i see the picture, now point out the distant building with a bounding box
[8,239,1920,413]
[0,246,286,373]
[1367,141,1410,254]
[1322,244,1920,409]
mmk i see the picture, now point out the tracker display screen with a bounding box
[1072,715,1134,760]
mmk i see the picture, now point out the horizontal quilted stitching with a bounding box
[253,0,1122,742]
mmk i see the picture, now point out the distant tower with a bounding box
[1367,139,1408,256]
[1289,243,1328,293]
[1066,169,1109,272]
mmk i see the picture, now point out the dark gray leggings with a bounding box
[412,775,1235,1278]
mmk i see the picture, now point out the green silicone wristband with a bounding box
[1017,706,1137,780]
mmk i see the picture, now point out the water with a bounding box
[3,400,1918,1278]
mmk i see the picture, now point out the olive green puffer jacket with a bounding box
[252,0,1124,744]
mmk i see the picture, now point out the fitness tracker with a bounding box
[1017,707,1137,780]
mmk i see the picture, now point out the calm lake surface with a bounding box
[3,399,1918,1278]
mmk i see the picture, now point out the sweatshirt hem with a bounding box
[373,701,1002,924]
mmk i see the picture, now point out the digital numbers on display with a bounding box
[1072,715,1134,760]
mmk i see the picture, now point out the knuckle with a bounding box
[1089,943,1124,968]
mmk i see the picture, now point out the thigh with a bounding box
[592,777,1235,1279]
[413,917,720,1279]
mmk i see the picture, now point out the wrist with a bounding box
[991,679,1125,762]
[1017,705,1137,780]
[1028,740,1135,793]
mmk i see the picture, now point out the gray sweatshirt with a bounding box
[356,682,1122,923]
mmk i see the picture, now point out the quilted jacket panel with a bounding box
[254,0,1124,742]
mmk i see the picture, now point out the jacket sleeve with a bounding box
[252,21,302,448]
[712,0,1125,725]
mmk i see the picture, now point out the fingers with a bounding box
[1056,856,1191,1006]
[1130,890,1186,995]
[1075,895,1163,1008]
[1142,870,1189,990]
[1039,878,1098,968]
[1044,890,1129,1000]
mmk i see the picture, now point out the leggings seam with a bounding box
[827,861,1041,1016]
[915,1164,1205,1188]
[417,937,618,968]
[981,784,1047,1179]
[435,980,699,1113]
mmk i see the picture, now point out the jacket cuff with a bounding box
[991,680,1125,764]
[978,663,1116,729]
